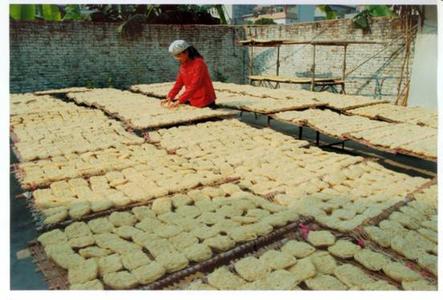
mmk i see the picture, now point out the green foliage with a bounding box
[213,5,227,24]
[254,18,276,25]
[10,4,227,25]
[192,5,227,24]
[353,10,371,30]
[42,5,61,21]
[367,5,397,17]
[62,5,84,21]
[10,4,36,20]
[10,4,80,21]
[146,5,156,20]
[318,5,337,20]
[353,5,396,33]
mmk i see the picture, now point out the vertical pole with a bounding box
[316,131,320,145]
[342,44,348,94]
[311,44,316,91]
[276,45,280,76]
[342,44,347,81]
[249,45,254,85]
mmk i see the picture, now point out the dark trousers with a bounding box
[183,100,217,109]
[206,102,217,109]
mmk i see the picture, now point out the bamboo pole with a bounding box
[311,44,316,91]
[342,44,347,81]
[249,45,254,85]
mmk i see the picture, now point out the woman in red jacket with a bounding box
[163,40,217,109]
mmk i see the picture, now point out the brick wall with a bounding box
[10,22,247,93]
[244,17,411,100]
[10,18,412,100]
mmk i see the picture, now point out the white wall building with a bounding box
[408,5,438,109]
[243,11,296,25]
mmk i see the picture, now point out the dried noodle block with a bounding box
[259,250,297,270]
[132,262,166,285]
[68,258,98,285]
[207,267,246,290]
[103,271,139,289]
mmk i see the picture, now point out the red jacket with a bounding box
[168,57,216,108]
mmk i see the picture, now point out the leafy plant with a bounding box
[41,4,61,21]
[10,4,86,21]
[118,5,226,39]
[10,4,227,25]
[352,5,397,33]
[317,5,337,20]
[10,4,36,20]
[62,5,85,21]
[254,18,276,25]
[213,5,227,24]
[367,5,397,17]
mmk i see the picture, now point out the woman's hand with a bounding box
[160,97,172,107]
[169,100,181,109]
[160,98,180,109]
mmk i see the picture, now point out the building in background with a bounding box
[297,5,316,22]
[408,5,438,109]
[313,5,360,21]
[220,5,256,24]
[242,5,298,24]
[218,4,359,25]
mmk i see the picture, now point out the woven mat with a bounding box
[29,176,240,232]
[30,216,312,290]
[167,221,406,290]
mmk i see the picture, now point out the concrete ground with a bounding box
[10,149,47,289]
[9,113,437,290]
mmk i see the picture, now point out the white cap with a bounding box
[168,40,191,56]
